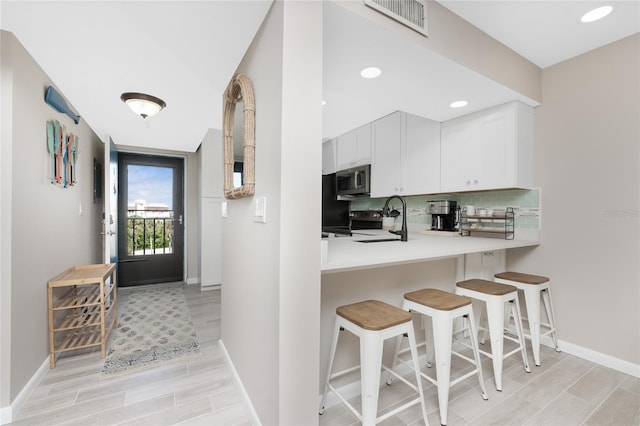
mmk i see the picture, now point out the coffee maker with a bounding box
[427,200,458,231]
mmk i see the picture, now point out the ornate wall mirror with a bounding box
[223,73,255,199]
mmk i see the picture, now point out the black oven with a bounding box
[350,210,383,230]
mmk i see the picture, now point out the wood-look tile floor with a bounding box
[11,284,251,426]
[319,340,640,426]
[12,284,640,425]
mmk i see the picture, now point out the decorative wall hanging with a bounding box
[46,120,78,188]
[223,73,255,199]
[45,86,81,124]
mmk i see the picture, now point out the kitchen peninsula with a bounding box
[321,229,539,274]
[319,229,540,402]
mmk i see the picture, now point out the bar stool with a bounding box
[455,279,531,391]
[319,300,429,426]
[389,289,488,426]
[494,272,560,367]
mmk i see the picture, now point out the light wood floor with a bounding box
[12,284,639,425]
[319,335,640,426]
[11,284,251,426]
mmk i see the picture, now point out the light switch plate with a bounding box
[221,201,228,218]
[254,196,266,223]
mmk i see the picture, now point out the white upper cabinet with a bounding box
[322,138,337,175]
[371,111,441,197]
[440,101,533,193]
[336,124,371,171]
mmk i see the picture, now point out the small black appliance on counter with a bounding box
[427,200,458,231]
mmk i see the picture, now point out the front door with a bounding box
[117,153,184,287]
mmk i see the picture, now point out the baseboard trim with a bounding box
[219,339,261,426]
[186,277,200,285]
[200,283,221,291]
[542,336,640,378]
[0,356,50,425]
[319,338,640,412]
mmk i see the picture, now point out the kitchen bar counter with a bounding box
[321,229,539,274]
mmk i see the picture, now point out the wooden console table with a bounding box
[47,263,117,368]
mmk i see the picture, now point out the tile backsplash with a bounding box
[351,188,541,230]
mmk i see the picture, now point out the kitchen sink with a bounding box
[355,238,402,243]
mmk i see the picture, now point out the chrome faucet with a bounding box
[383,195,408,242]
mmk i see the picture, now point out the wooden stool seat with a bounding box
[457,278,517,296]
[404,288,472,311]
[495,271,549,285]
[337,300,411,331]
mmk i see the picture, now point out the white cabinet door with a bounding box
[440,101,532,193]
[355,124,372,166]
[322,138,336,175]
[336,124,371,171]
[371,112,402,197]
[403,113,440,195]
[371,111,441,197]
[441,117,479,192]
[337,130,357,170]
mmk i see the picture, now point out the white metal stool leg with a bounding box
[521,286,542,366]
[542,288,560,351]
[509,299,531,374]
[484,297,506,391]
[319,317,342,415]
[360,331,383,426]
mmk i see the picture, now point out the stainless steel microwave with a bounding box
[336,165,370,196]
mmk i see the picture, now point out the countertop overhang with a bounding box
[321,229,539,274]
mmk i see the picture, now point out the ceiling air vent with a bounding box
[364,0,428,37]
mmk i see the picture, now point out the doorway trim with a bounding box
[116,149,188,285]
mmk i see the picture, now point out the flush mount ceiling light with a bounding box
[450,100,468,108]
[360,67,382,79]
[120,92,166,119]
[581,5,613,23]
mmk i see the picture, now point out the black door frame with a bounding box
[117,152,185,287]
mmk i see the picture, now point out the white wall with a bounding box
[509,34,640,367]
[199,128,223,288]
[0,30,104,413]
[220,1,322,424]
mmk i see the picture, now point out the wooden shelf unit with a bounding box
[48,263,117,368]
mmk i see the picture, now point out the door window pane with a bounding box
[126,165,174,256]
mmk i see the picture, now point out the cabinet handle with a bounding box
[473,179,478,185]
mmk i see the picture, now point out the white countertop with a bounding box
[321,228,539,274]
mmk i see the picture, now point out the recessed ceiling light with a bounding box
[360,67,382,79]
[581,5,613,23]
[450,100,468,108]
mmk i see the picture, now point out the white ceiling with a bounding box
[2,1,638,152]
[438,0,640,69]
